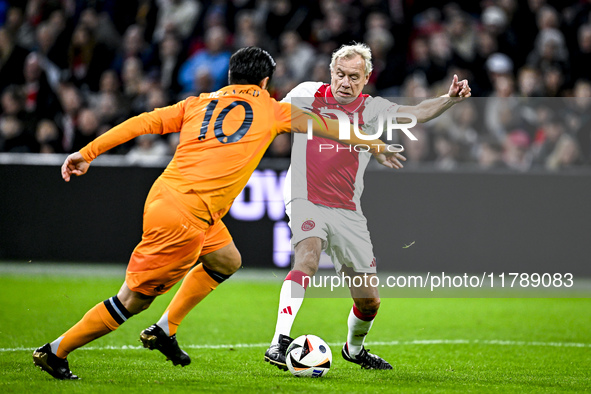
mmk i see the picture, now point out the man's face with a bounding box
[330,55,370,104]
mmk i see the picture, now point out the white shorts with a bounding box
[286,199,376,274]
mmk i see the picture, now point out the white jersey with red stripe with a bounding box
[283,82,399,212]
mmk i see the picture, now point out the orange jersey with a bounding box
[80,84,294,223]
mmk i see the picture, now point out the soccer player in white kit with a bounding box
[265,43,471,370]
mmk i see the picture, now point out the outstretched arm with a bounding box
[291,108,406,169]
[61,100,187,182]
[398,75,472,123]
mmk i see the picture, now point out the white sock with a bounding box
[50,337,64,355]
[156,311,170,336]
[271,270,309,344]
[346,305,375,357]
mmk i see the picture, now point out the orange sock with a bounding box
[52,296,132,358]
[156,263,223,336]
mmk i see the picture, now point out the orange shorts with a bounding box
[126,179,232,296]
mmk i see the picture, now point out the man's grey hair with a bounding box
[330,43,373,77]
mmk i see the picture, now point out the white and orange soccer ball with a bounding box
[285,335,332,377]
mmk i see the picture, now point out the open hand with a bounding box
[374,145,406,169]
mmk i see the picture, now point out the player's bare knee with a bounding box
[116,283,154,314]
[294,238,322,276]
[227,250,242,274]
[200,243,242,276]
[118,292,155,315]
[355,297,380,315]
[293,257,319,276]
[207,249,241,275]
[293,256,320,275]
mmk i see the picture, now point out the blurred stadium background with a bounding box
[2,0,591,167]
[1,0,590,274]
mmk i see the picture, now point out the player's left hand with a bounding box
[61,152,90,182]
[448,74,471,100]
[374,145,406,169]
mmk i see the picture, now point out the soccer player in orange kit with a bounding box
[32,46,406,380]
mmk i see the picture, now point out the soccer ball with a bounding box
[286,335,332,377]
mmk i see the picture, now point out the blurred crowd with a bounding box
[0,0,590,171]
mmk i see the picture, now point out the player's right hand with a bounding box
[374,145,406,169]
[61,152,90,182]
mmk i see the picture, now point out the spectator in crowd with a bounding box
[66,24,112,91]
[533,116,566,165]
[1,85,25,119]
[402,125,431,167]
[93,69,122,101]
[21,52,60,122]
[56,83,82,152]
[178,25,230,94]
[407,36,431,81]
[153,0,201,42]
[310,56,331,83]
[0,115,30,152]
[264,0,295,44]
[268,56,296,100]
[447,99,479,161]
[71,108,100,152]
[44,9,71,70]
[313,10,356,56]
[571,80,591,163]
[89,70,126,125]
[132,85,169,117]
[447,11,476,66]
[485,72,517,141]
[32,21,62,88]
[233,10,267,50]
[504,129,532,171]
[478,138,506,170]
[3,6,35,50]
[434,134,459,171]
[35,118,61,153]
[546,133,582,170]
[517,66,544,97]
[469,31,499,95]
[121,56,149,115]
[77,8,121,54]
[151,33,183,98]
[111,24,153,74]
[542,65,565,97]
[94,91,125,130]
[279,31,315,83]
[481,5,519,63]
[527,28,570,90]
[426,31,453,86]
[364,25,400,94]
[572,24,591,83]
[536,5,560,32]
[0,27,29,92]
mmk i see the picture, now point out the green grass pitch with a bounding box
[0,263,590,393]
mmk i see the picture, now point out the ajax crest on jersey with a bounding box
[286,335,332,377]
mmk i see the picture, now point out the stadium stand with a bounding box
[0,0,590,170]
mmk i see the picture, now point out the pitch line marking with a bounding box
[2,339,591,353]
